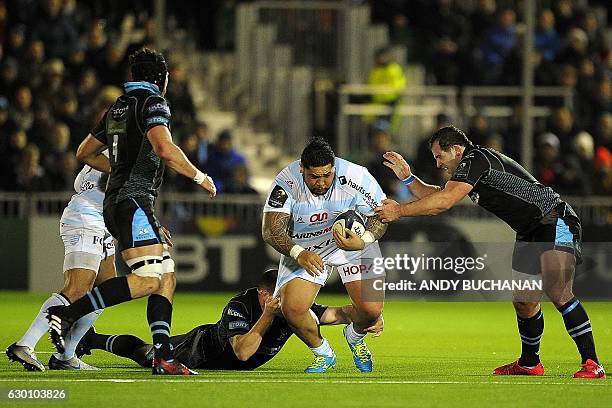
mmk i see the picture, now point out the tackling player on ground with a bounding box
[6,161,115,371]
[78,269,383,370]
[376,125,605,379]
[45,48,216,375]
[262,138,388,373]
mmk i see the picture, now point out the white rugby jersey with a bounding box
[60,164,106,231]
[263,157,386,259]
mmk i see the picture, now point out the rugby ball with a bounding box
[333,210,366,238]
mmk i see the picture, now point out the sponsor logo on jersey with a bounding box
[112,105,129,119]
[290,225,333,240]
[268,185,288,208]
[296,216,305,224]
[309,211,329,226]
[469,191,480,204]
[227,308,246,319]
[80,180,96,192]
[304,238,334,252]
[346,179,379,209]
[139,227,149,236]
[148,102,170,115]
[338,176,347,185]
[229,321,250,330]
[454,160,471,180]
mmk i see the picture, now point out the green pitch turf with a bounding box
[0,292,610,407]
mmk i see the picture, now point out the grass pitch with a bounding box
[0,292,610,407]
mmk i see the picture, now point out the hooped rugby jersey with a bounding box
[60,163,107,231]
[263,157,386,259]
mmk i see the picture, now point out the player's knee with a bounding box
[138,276,161,294]
[512,301,540,318]
[281,301,309,322]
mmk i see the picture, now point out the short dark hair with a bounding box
[429,125,473,151]
[129,48,168,89]
[258,269,278,291]
[301,137,335,169]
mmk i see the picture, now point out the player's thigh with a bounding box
[541,249,576,306]
[104,198,166,260]
[344,280,384,321]
[280,278,321,316]
[95,254,117,286]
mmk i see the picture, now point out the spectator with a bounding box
[366,47,406,106]
[534,132,563,186]
[365,120,401,197]
[9,85,34,132]
[15,144,48,192]
[85,20,108,74]
[28,102,54,148]
[548,107,579,153]
[578,10,605,56]
[194,121,212,169]
[165,64,196,137]
[593,146,612,195]
[36,59,67,111]
[0,128,28,190]
[4,24,26,60]
[467,113,492,146]
[555,27,589,68]
[0,96,10,137]
[573,131,595,184]
[483,133,504,153]
[206,129,246,193]
[19,39,46,89]
[31,0,78,59]
[224,165,259,195]
[553,0,576,37]
[76,68,99,119]
[469,0,497,42]
[0,57,19,97]
[478,8,517,84]
[592,112,611,150]
[554,155,590,196]
[534,9,560,62]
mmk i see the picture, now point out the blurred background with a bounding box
[0,0,610,296]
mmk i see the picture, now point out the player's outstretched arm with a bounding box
[383,151,440,199]
[147,125,216,198]
[76,134,111,173]
[229,297,280,361]
[375,181,473,222]
[262,212,324,276]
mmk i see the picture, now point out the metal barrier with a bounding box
[1,192,610,226]
[336,84,574,161]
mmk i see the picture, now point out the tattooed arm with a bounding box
[262,212,293,256]
[365,213,388,240]
[262,211,324,277]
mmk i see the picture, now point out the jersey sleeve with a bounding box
[220,300,252,337]
[310,303,328,321]
[351,169,387,217]
[263,178,294,214]
[91,110,108,145]
[142,96,171,132]
[450,150,490,186]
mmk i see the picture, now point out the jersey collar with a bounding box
[123,81,161,96]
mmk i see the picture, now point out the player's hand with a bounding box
[375,198,403,223]
[383,151,411,180]
[160,225,173,247]
[364,314,384,337]
[333,227,365,251]
[296,250,325,277]
[263,296,281,316]
[199,174,217,198]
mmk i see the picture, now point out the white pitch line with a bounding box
[0,378,607,387]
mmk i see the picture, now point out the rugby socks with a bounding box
[310,337,334,358]
[61,277,131,321]
[17,293,70,349]
[517,308,544,367]
[61,309,103,360]
[557,297,598,364]
[147,294,174,361]
[87,332,147,359]
[344,323,366,346]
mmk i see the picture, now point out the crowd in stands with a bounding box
[0,0,253,194]
[367,0,611,196]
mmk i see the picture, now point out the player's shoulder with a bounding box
[334,157,377,193]
[226,288,257,313]
[274,160,301,193]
